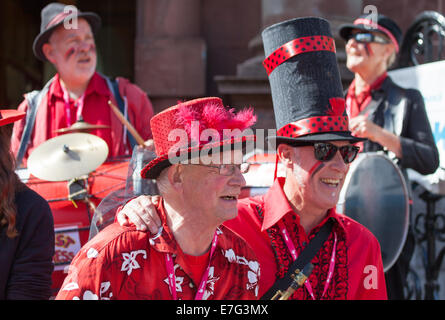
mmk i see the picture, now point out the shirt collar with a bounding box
[348,71,388,98]
[262,177,296,231]
[49,72,110,100]
[147,199,179,254]
[261,177,347,234]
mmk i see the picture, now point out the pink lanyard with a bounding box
[62,84,85,126]
[165,231,218,300]
[278,221,337,300]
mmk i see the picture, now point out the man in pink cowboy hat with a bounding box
[56,97,261,300]
[117,17,388,300]
[0,108,54,300]
[10,2,154,167]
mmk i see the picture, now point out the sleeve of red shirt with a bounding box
[55,240,115,300]
[117,78,154,141]
[353,234,388,300]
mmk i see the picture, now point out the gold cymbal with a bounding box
[55,120,110,133]
[28,133,109,182]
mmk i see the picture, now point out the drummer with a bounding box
[11,3,154,167]
[55,97,261,300]
[118,17,388,300]
[339,13,439,299]
[0,109,55,299]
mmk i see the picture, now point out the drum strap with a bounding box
[101,73,137,151]
[260,208,334,300]
[16,77,55,168]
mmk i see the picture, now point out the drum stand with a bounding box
[68,177,97,223]
[414,190,445,300]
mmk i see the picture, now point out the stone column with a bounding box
[134,0,206,113]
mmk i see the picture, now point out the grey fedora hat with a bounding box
[33,2,101,62]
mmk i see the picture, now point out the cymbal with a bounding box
[28,133,109,182]
[55,120,110,133]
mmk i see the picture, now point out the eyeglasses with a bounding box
[313,142,359,164]
[348,32,391,45]
[189,162,250,176]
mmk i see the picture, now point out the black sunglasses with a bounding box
[348,32,391,45]
[313,142,359,164]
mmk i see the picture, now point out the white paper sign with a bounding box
[389,60,445,194]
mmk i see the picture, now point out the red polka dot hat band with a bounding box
[263,35,336,76]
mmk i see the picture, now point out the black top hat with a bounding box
[339,14,402,52]
[262,17,366,147]
[33,2,101,62]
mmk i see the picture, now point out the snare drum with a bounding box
[337,152,410,272]
[19,158,130,295]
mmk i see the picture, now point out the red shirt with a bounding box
[11,72,154,164]
[346,72,388,119]
[224,178,387,300]
[49,73,125,155]
[56,200,260,300]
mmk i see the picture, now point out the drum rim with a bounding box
[337,152,410,272]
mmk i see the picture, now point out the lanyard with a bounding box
[165,231,218,300]
[61,83,85,126]
[278,220,337,300]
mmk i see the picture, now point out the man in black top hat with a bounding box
[116,17,388,300]
[11,3,154,166]
[339,13,439,299]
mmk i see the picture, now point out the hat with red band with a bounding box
[140,97,257,179]
[0,109,26,127]
[33,3,101,62]
[261,17,366,147]
[339,14,402,52]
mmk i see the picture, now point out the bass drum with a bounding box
[337,152,410,272]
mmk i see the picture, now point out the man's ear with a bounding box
[42,43,56,64]
[277,143,294,168]
[167,164,184,190]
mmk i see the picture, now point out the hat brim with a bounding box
[141,135,256,180]
[33,12,101,62]
[267,131,367,148]
[339,23,387,41]
[0,110,26,127]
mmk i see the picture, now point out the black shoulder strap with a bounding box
[260,218,334,300]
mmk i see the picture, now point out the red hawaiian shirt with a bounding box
[224,178,387,300]
[56,200,260,300]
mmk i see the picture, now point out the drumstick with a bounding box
[108,100,145,146]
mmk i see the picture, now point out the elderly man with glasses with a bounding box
[118,17,388,300]
[340,14,439,300]
[56,97,261,300]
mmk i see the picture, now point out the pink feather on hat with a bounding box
[175,100,256,141]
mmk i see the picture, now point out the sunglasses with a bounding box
[348,32,391,45]
[313,142,359,164]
